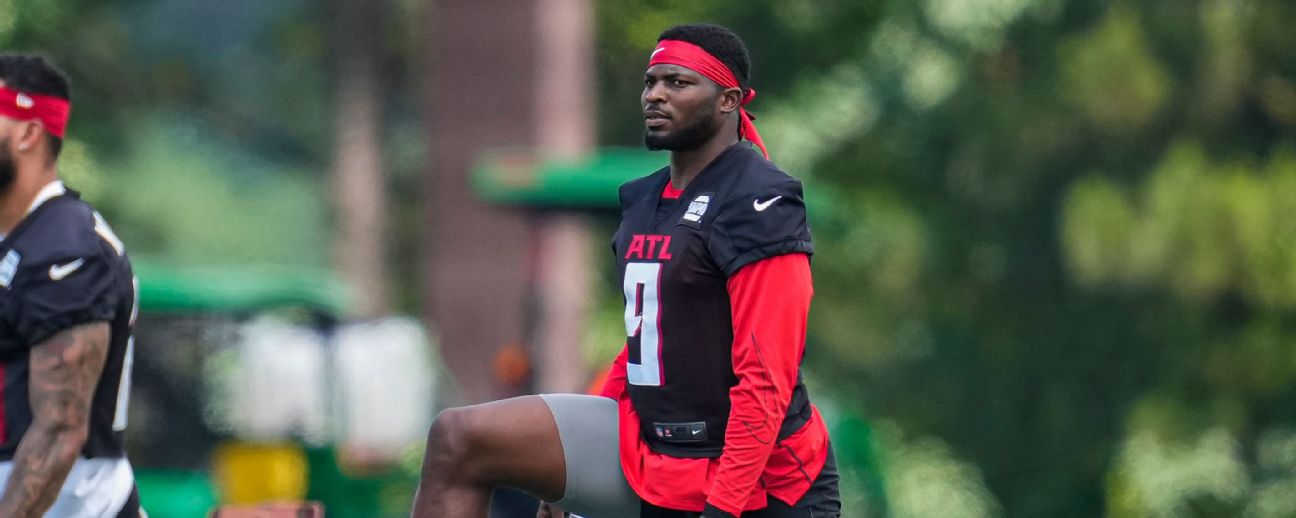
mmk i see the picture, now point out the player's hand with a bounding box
[536,502,567,518]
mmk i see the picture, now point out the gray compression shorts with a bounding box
[539,394,639,518]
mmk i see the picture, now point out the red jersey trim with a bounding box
[661,181,685,200]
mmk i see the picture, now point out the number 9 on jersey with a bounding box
[623,262,663,386]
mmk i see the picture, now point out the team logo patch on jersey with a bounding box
[682,194,711,223]
[0,250,20,288]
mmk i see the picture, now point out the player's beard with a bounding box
[0,138,14,194]
[644,108,720,152]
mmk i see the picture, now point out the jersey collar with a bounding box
[0,181,66,242]
[27,180,67,217]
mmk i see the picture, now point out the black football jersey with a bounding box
[613,143,814,458]
[0,189,136,460]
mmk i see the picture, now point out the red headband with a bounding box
[0,86,70,138]
[648,39,768,159]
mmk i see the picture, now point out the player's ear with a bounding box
[719,86,742,114]
[15,120,43,154]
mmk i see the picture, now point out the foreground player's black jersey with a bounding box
[0,190,135,461]
[613,143,813,458]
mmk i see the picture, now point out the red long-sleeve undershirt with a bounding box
[599,253,828,515]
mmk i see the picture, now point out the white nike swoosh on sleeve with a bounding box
[49,258,86,281]
[753,195,784,211]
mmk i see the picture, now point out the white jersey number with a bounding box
[623,262,663,386]
[95,211,134,431]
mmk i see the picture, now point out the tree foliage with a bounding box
[593,1,1296,515]
[9,0,1296,515]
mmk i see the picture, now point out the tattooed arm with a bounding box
[0,322,110,517]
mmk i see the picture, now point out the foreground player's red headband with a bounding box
[0,86,70,138]
[648,39,768,159]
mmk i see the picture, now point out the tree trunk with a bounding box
[423,0,539,403]
[422,0,596,402]
[531,0,595,394]
[331,0,388,317]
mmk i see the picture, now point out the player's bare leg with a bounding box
[412,395,567,517]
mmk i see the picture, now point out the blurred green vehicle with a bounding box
[127,260,425,518]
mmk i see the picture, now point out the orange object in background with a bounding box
[492,343,531,387]
[585,365,611,396]
[209,502,324,517]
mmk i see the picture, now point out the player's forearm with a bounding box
[706,318,797,515]
[705,370,787,516]
[0,420,87,517]
[706,254,813,516]
[1,323,110,516]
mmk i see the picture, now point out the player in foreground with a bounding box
[413,24,840,517]
[0,54,142,517]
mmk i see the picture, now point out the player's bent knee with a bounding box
[425,397,562,493]
[425,406,477,475]
[426,404,512,483]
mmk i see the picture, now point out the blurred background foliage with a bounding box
[8,0,1296,515]
[596,0,1296,516]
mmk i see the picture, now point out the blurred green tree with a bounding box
[2,0,428,316]
[10,0,1296,515]
[591,0,1296,516]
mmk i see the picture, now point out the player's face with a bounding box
[0,79,18,192]
[0,79,31,192]
[642,64,723,152]
[0,135,14,193]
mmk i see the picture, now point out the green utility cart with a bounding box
[128,260,420,518]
